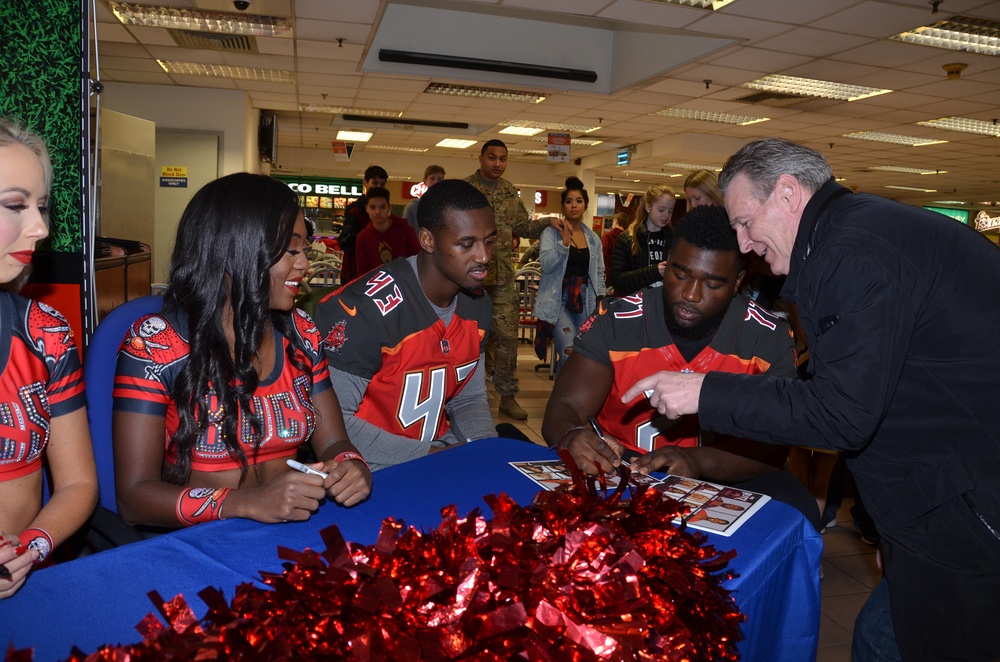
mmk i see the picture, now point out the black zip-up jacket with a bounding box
[607,224,672,295]
[700,180,1000,661]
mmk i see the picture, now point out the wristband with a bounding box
[176,487,231,526]
[334,451,370,471]
[17,527,53,564]
[556,425,590,450]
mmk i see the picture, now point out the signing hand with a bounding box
[621,371,705,419]
[231,471,328,523]
[0,532,36,600]
[319,458,372,507]
[558,428,625,476]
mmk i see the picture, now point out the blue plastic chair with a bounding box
[84,295,164,513]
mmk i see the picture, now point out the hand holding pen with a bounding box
[0,532,36,600]
[556,416,625,476]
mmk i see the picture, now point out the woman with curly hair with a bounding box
[112,173,371,530]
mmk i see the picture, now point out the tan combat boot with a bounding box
[499,396,527,420]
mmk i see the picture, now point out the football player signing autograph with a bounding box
[542,207,817,527]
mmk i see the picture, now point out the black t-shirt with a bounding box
[646,229,668,264]
[565,245,590,278]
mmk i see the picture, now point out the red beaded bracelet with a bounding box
[334,451,370,471]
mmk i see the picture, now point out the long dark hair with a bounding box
[164,172,302,484]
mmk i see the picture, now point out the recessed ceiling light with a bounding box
[500,126,545,136]
[743,74,891,101]
[299,105,403,118]
[869,166,946,175]
[651,108,769,126]
[662,161,722,171]
[529,136,603,146]
[885,185,937,192]
[336,130,372,142]
[843,131,947,146]
[108,1,292,36]
[436,139,477,149]
[507,148,548,155]
[366,144,428,153]
[917,117,1000,137]
[890,16,1000,57]
[503,119,601,133]
[424,83,546,104]
[157,60,293,83]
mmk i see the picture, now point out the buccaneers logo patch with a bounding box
[324,320,348,354]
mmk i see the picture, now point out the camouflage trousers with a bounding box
[486,282,520,398]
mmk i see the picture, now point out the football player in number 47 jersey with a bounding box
[315,180,498,472]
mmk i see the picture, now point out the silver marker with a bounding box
[286,458,328,480]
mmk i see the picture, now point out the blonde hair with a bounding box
[683,169,724,209]
[0,118,53,193]
[629,183,675,255]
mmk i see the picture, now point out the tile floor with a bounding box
[487,342,881,661]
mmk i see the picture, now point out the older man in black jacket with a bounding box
[625,138,1000,662]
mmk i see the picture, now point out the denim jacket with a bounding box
[536,224,605,324]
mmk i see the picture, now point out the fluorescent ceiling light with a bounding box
[108,1,292,36]
[507,148,548,155]
[424,83,546,104]
[623,170,683,178]
[504,119,601,133]
[662,161,722,171]
[299,105,402,118]
[843,131,947,146]
[530,136,603,146]
[890,16,1000,57]
[870,166,945,175]
[645,0,736,8]
[885,185,937,192]
[336,130,372,142]
[157,60,293,83]
[652,107,769,126]
[743,74,891,101]
[436,139,477,149]
[932,200,967,205]
[500,126,545,136]
[917,117,1000,137]
[366,144,428,153]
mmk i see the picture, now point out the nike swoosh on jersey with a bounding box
[340,300,357,316]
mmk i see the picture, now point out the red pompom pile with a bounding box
[23,463,746,661]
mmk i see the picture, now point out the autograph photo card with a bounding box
[511,460,769,536]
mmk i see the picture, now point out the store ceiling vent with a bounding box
[334,114,488,136]
[170,29,258,53]
[364,1,736,95]
[734,91,807,107]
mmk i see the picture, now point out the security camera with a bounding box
[233,0,252,10]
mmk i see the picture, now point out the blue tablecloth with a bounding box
[0,439,821,660]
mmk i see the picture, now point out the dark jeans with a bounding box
[852,579,902,662]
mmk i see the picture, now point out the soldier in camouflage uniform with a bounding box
[465,139,564,420]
